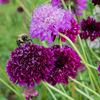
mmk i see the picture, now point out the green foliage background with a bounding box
[0,0,100,100]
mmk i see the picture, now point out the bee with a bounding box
[17,33,32,47]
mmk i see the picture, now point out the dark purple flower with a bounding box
[17,7,24,13]
[80,17,100,41]
[51,0,86,15]
[44,45,81,86]
[6,43,56,87]
[97,62,100,76]
[0,0,10,5]
[22,87,39,99]
[77,63,86,72]
[92,0,100,6]
[60,18,80,43]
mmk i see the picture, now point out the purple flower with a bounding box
[6,43,56,87]
[80,17,100,41]
[60,18,80,43]
[22,87,39,99]
[92,0,100,6]
[0,0,10,5]
[17,7,24,13]
[44,45,81,86]
[97,62,100,76]
[29,4,73,44]
[51,0,86,15]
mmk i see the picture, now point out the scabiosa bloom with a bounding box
[29,4,73,44]
[45,45,81,86]
[97,62,100,76]
[6,43,56,87]
[92,0,100,6]
[60,18,80,43]
[80,17,100,41]
[17,7,24,13]
[51,0,86,15]
[22,87,39,99]
[0,0,10,5]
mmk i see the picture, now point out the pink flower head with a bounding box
[51,0,86,15]
[0,0,10,5]
[29,4,73,44]
[22,87,39,99]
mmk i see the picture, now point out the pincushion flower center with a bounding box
[54,54,67,68]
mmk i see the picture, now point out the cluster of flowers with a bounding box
[6,43,81,87]
[80,17,100,41]
[29,4,80,44]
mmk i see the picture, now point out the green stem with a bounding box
[80,61,97,70]
[79,73,89,95]
[0,78,20,97]
[89,41,100,61]
[0,68,26,100]
[61,0,67,10]
[69,81,94,100]
[70,78,100,98]
[42,81,57,100]
[46,83,74,100]
[58,32,100,93]
[60,37,62,48]
[16,0,31,17]
[59,84,66,94]
[68,1,72,14]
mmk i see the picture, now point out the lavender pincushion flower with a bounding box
[80,17,100,41]
[6,43,56,87]
[51,0,86,15]
[29,4,73,44]
[0,0,10,5]
[45,45,81,86]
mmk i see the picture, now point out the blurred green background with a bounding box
[0,0,100,100]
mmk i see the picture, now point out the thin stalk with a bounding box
[0,68,26,100]
[0,78,20,97]
[59,37,62,48]
[61,0,68,10]
[46,83,74,100]
[69,82,94,100]
[68,1,72,14]
[58,32,100,93]
[80,61,97,70]
[79,73,89,95]
[16,0,31,17]
[70,78,100,98]
[59,84,66,94]
[42,81,57,100]
[89,41,100,61]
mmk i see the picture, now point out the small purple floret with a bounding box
[17,7,24,13]
[22,87,39,99]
